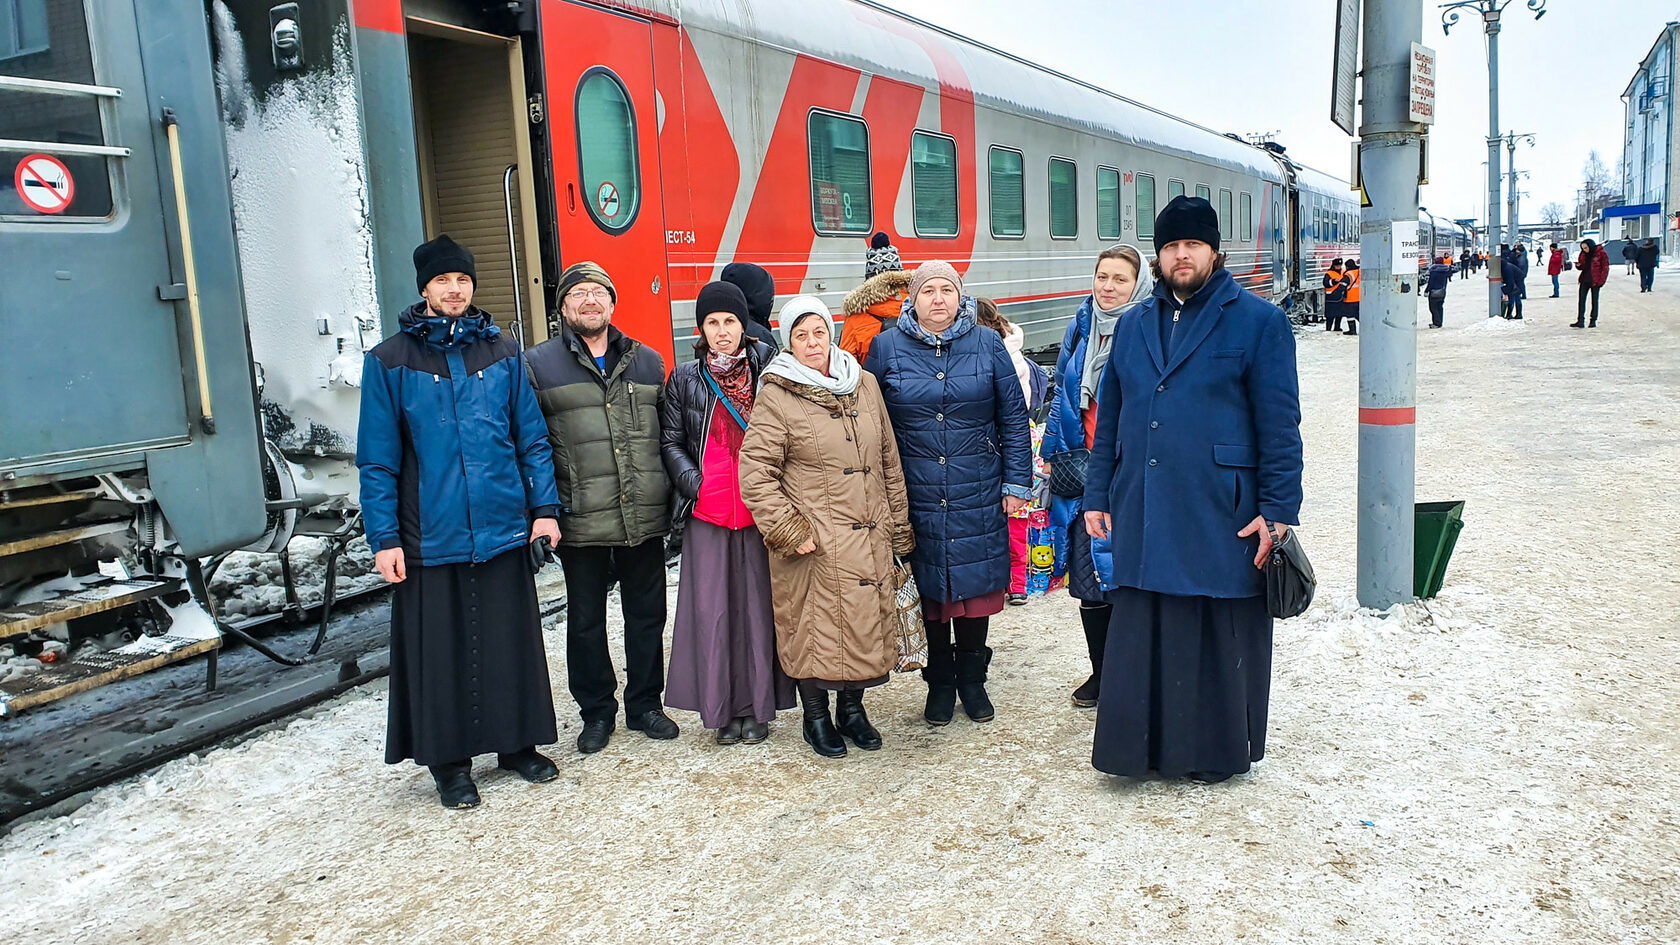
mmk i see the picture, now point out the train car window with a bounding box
[1135,174,1156,241]
[1240,192,1253,242]
[1168,179,1185,201]
[1048,157,1077,239]
[1195,184,1210,202]
[1096,166,1120,240]
[1218,189,1233,243]
[911,130,958,238]
[988,146,1024,239]
[577,69,641,232]
[0,0,115,218]
[808,109,872,235]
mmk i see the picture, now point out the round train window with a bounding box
[576,69,639,232]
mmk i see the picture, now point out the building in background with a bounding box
[1616,21,1680,251]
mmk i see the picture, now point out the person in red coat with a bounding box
[1546,243,1564,298]
[1574,239,1610,328]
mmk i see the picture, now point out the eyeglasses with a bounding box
[565,287,612,303]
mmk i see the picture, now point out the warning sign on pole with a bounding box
[14,153,75,214]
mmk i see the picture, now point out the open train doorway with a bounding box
[406,19,546,345]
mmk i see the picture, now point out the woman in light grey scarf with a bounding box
[1042,244,1150,710]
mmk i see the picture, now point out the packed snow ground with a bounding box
[3,273,1677,943]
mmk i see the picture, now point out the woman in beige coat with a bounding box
[739,296,913,759]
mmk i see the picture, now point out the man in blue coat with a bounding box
[1082,196,1304,783]
[357,235,564,809]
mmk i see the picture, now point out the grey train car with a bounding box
[2,0,1363,713]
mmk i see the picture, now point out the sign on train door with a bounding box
[539,1,670,360]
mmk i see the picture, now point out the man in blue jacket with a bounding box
[357,235,564,809]
[1082,196,1304,784]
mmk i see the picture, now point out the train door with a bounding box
[2,0,195,467]
[538,0,670,359]
[407,20,546,345]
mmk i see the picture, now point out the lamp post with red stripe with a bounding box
[1356,0,1428,608]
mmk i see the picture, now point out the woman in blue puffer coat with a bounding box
[865,260,1032,726]
[1040,245,1152,709]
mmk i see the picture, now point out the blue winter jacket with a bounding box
[865,297,1033,603]
[1083,268,1303,599]
[356,304,560,566]
[1040,296,1116,593]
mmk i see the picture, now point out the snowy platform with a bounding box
[1,271,1676,942]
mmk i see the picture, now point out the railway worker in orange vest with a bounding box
[838,232,908,362]
[1323,258,1346,331]
[1340,259,1361,335]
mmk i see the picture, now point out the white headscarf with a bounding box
[761,295,861,396]
[1080,245,1154,408]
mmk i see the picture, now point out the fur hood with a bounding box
[842,269,913,315]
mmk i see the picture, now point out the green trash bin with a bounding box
[1414,500,1466,599]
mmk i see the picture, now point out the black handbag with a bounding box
[1263,525,1315,619]
[1046,448,1090,499]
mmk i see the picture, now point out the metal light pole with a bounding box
[1506,133,1535,235]
[1441,0,1547,318]
[1356,0,1426,609]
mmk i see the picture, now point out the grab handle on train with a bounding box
[160,107,217,436]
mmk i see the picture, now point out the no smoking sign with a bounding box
[14,153,75,214]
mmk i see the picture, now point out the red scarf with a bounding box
[706,349,755,425]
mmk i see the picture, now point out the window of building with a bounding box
[1219,188,1233,243]
[988,145,1024,239]
[577,69,641,232]
[1096,166,1121,240]
[1195,183,1211,202]
[0,0,116,218]
[1240,192,1253,242]
[807,109,871,235]
[910,130,958,237]
[1136,173,1157,241]
[1049,156,1077,239]
[1168,179,1185,201]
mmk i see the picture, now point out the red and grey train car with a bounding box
[0,0,1357,711]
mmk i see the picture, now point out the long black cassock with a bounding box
[357,305,563,767]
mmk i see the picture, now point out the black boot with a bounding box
[799,681,846,758]
[1072,603,1108,708]
[429,761,481,809]
[955,646,995,722]
[921,642,957,726]
[835,688,882,751]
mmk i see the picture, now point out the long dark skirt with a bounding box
[1091,587,1273,778]
[385,545,558,766]
[664,520,795,728]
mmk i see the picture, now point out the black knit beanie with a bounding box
[694,280,750,329]
[1152,196,1221,254]
[414,234,476,293]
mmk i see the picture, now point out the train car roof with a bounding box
[635,0,1287,180]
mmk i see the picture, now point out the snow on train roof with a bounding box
[651,0,1286,180]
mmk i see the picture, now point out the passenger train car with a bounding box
[0,0,1358,711]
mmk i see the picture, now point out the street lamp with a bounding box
[1441,0,1547,318]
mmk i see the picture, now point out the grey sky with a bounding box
[878,0,1678,230]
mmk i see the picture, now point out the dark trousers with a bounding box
[1639,267,1655,291]
[557,538,669,723]
[1577,284,1601,325]
[1427,293,1445,327]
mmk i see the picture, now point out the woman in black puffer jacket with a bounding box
[659,281,791,745]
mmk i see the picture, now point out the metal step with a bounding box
[0,489,101,512]
[0,521,127,558]
[0,577,181,641]
[1,628,219,717]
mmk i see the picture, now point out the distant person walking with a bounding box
[1547,243,1564,298]
[1426,255,1453,328]
[1574,239,1610,329]
[1636,238,1659,292]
